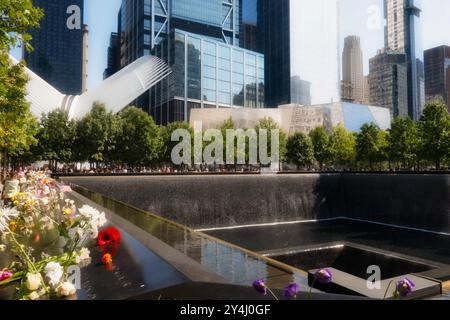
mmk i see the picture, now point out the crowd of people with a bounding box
[0,164,263,200]
[46,163,264,175]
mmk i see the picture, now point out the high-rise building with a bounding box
[362,75,371,105]
[152,29,264,123]
[384,0,425,120]
[103,33,121,80]
[341,36,364,104]
[119,0,241,66]
[369,50,408,118]
[117,0,263,124]
[257,0,340,107]
[24,0,85,95]
[424,45,450,113]
[240,0,258,52]
[240,22,258,52]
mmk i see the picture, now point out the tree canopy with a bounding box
[286,132,315,169]
[418,101,450,170]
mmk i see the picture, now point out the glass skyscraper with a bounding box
[24,0,85,95]
[384,0,425,120]
[117,0,261,124]
[424,45,450,113]
[258,0,340,107]
[152,29,264,123]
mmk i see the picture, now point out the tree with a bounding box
[115,107,163,167]
[286,132,315,169]
[356,123,388,170]
[329,124,356,169]
[418,101,450,170]
[34,110,77,170]
[0,0,43,52]
[0,58,38,178]
[309,127,331,170]
[0,0,42,178]
[388,117,420,168]
[75,102,119,167]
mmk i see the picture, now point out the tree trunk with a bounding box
[1,152,7,183]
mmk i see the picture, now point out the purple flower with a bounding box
[253,279,267,295]
[284,283,300,300]
[314,268,333,284]
[396,278,415,297]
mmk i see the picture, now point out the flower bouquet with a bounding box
[0,171,109,300]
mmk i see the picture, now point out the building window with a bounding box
[144,34,151,45]
[144,19,151,30]
[144,0,151,15]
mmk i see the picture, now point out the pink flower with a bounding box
[60,185,72,193]
[0,271,13,282]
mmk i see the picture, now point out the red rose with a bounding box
[97,226,121,247]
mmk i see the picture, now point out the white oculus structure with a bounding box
[10,55,172,119]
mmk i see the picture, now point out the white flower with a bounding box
[29,291,40,300]
[43,186,50,195]
[40,216,55,231]
[57,281,76,297]
[79,205,107,238]
[40,197,49,205]
[75,247,91,266]
[79,248,90,261]
[44,262,63,288]
[0,244,6,252]
[89,221,99,239]
[24,216,33,225]
[0,207,19,233]
[26,273,42,291]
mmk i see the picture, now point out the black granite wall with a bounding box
[63,174,450,232]
[63,174,343,229]
[341,174,450,233]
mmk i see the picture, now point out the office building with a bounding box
[424,45,450,112]
[240,22,258,52]
[341,36,365,104]
[362,75,370,105]
[24,0,85,95]
[384,0,425,120]
[103,33,121,80]
[151,29,264,123]
[117,0,265,124]
[258,0,340,107]
[369,50,408,118]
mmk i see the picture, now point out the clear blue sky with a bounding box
[11,0,450,90]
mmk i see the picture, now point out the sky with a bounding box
[11,0,450,90]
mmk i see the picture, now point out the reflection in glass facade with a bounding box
[24,0,84,95]
[151,30,265,124]
[258,0,340,107]
[384,0,425,120]
[117,0,254,124]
